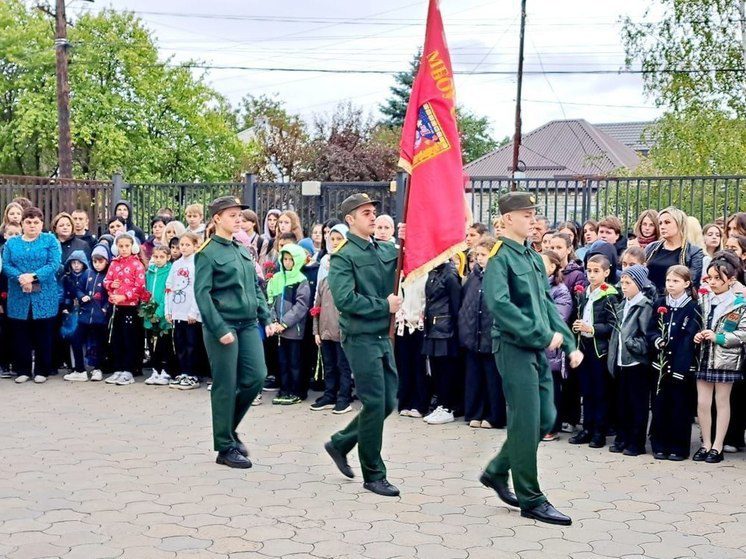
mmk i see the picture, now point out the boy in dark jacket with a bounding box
[459,237,506,429]
[266,244,311,405]
[64,243,111,381]
[570,254,619,448]
[607,265,653,456]
[61,250,90,379]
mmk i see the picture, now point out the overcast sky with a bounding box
[74,0,663,138]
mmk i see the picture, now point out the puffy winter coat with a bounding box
[104,254,148,306]
[698,294,746,372]
[424,262,461,340]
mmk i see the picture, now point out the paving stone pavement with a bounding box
[1,376,745,559]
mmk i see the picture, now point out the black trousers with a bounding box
[278,338,302,397]
[300,320,319,397]
[0,312,14,371]
[320,340,353,406]
[551,369,563,434]
[651,374,695,457]
[149,330,176,375]
[78,323,109,371]
[560,367,582,426]
[464,350,506,427]
[614,364,650,452]
[68,316,85,372]
[12,316,54,377]
[110,306,144,374]
[173,320,209,378]
[429,355,459,413]
[578,350,609,436]
[395,329,430,414]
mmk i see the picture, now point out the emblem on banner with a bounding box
[413,102,451,168]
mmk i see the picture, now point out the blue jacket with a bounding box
[62,250,90,312]
[2,233,62,320]
[78,266,111,326]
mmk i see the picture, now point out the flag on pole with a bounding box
[399,0,468,284]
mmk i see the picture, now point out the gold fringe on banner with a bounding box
[401,240,469,288]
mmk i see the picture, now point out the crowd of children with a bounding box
[1,197,745,463]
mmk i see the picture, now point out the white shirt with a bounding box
[708,290,735,329]
[581,286,603,338]
[666,293,689,309]
[164,255,201,322]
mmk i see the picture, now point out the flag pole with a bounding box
[511,0,527,191]
[389,170,410,339]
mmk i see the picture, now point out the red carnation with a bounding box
[0,292,6,300]
[600,283,609,291]
[657,306,668,315]
[265,272,274,281]
[309,306,322,317]
[574,284,585,294]
[698,287,709,295]
[263,261,275,270]
[142,291,152,303]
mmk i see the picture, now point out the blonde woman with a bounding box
[686,216,705,250]
[644,207,704,295]
[163,220,187,246]
[277,210,303,242]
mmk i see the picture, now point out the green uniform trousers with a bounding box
[203,321,267,452]
[331,335,398,482]
[485,339,555,510]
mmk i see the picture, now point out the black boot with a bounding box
[479,472,519,507]
[568,429,591,445]
[521,502,572,526]
[363,479,400,497]
[324,441,354,478]
[216,448,252,469]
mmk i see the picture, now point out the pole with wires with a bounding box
[54,0,74,178]
[511,0,527,191]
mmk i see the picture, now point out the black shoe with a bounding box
[568,430,591,445]
[653,452,668,460]
[310,397,336,411]
[262,375,279,392]
[479,472,519,508]
[363,479,400,497]
[589,435,606,449]
[668,454,686,461]
[705,449,723,463]
[521,501,572,526]
[622,448,644,457]
[609,443,625,453]
[692,447,709,462]
[216,448,252,469]
[235,437,249,458]
[324,441,354,478]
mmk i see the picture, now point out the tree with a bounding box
[379,50,498,163]
[237,94,309,181]
[0,1,249,181]
[302,103,398,181]
[622,0,745,115]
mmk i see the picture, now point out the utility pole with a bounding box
[739,1,746,73]
[511,0,527,191]
[54,0,73,178]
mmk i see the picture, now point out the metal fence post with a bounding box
[243,172,257,209]
[394,172,408,223]
[112,173,124,211]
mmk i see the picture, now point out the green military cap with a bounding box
[498,191,538,215]
[340,193,380,217]
[208,195,250,218]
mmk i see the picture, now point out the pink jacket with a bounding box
[104,255,148,306]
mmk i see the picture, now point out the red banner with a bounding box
[399,0,467,283]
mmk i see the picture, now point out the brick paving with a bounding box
[1,376,745,559]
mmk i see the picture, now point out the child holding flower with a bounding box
[570,254,618,448]
[647,265,701,460]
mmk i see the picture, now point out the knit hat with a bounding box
[111,230,141,256]
[621,264,648,291]
[91,243,111,262]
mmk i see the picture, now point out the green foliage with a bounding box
[0,2,248,181]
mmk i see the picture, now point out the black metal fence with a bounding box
[467,176,746,231]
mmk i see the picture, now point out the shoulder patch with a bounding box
[196,238,212,254]
[333,238,348,254]
[488,240,503,258]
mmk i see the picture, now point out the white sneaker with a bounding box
[115,372,135,385]
[177,376,200,390]
[33,375,47,384]
[105,371,123,384]
[399,409,411,417]
[15,375,30,384]
[153,370,171,386]
[408,409,422,418]
[64,371,89,382]
[169,374,187,388]
[425,407,455,425]
[207,382,212,392]
[144,370,160,385]
[723,445,739,453]
[423,406,443,422]
[252,394,262,406]
[90,370,103,382]
[0,370,12,379]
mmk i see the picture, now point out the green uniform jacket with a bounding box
[328,232,398,337]
[194,235,271,340]
[483,237,576,354]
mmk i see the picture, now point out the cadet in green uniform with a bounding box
[195,196,272,469]
[323,194,403,497]
[479,192,584,525]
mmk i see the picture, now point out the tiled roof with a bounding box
[594,121,656,153]
[465,119,640,179]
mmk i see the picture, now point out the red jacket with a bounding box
[104,255,148,306]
